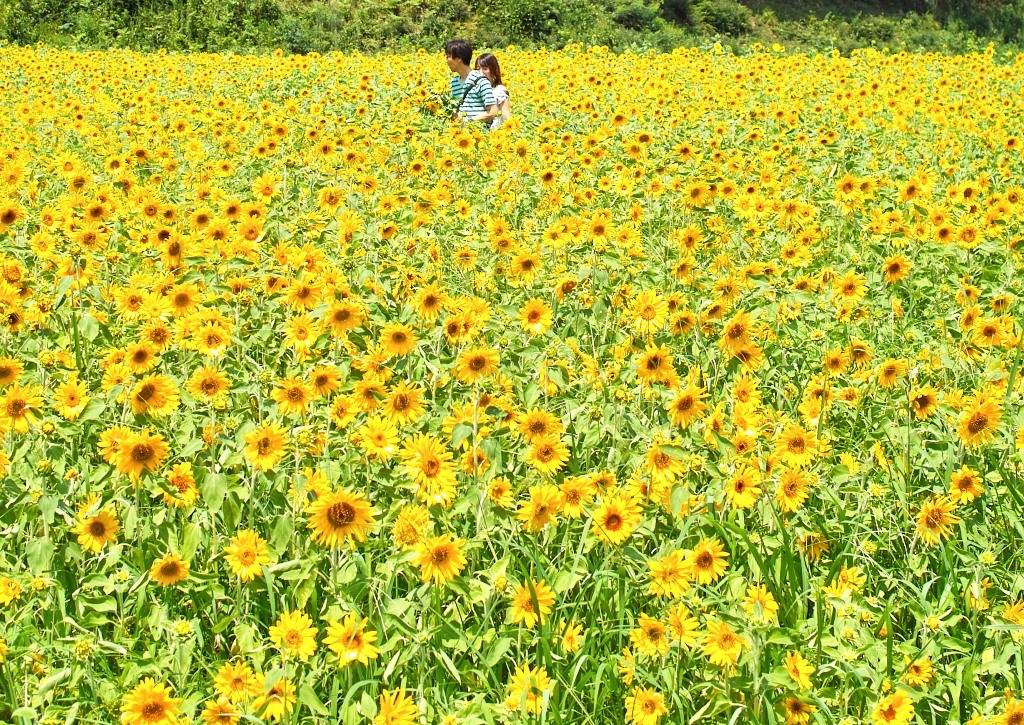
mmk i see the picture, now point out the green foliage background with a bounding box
[4,0,1024,54]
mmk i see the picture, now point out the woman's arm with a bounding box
[470,104,500,122]
[500,98,511,120]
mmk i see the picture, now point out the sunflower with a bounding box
[120,678,182,725]
[883,253,912,283]
[415,533,467,585]
[488,477,516,508]
[282,315,322,356]
[201,698,239,725]
[70,496,119,555]
[193,323,232,356]
[526,434,570,476]
[719,310,754,355]
[871,691,914,725]
[374,690,419,725]
[784,651,814,689]
[916,495,960,546]
[243,421,289,471]
[688,537,729,585]
[324,612,379,666]
[775,468,813,513]
[504,664,552,715]
[251,676,295,722]
[558,477,594,518]
[909,385,939,420]
[309,365,343,399]
[592,491,641,545]
[400,434,458,507]
[956,395,1002,448]
[647,549,691,599]
[832,270,867,302]
[701,618,747,667]
[628,289,668,336]
[0,382,43,433]
[0,357,23,387]
[375,322,416,357]
[634,344,675,385]
[114,429,169,481]
[53,376,90,421]
[664,603,699,647]
[162,463,197,508]
[454,346,499,384]
[725,463,762,510]
[211,659,258,704]
[413,284,448,320]
[517,408,564,444]
[325,300,366,336]
[392,504,431,550]
[903,656,933,687]
[518,484,561,531]
[666,383,708,428]
[848,338,874,368]
[383,380,425,425]
[519,298,553,335]
[355,415,400,461]
[510,578,556,628]
[129,374,180,418]
[120,340,156,374]
[556,620,583,653]
[948,465,984,504]
[630,613,670,658]
[268,378,313,419]
[876,359,908,389]
[645,443,686,485]
[781,696,817,725]
[223,529,271,582]
[624,687,668,725]
[997,699,1024,725]
[149,553,189,587]
[269,610,318,661]
[306,487,376,548]
[187,366,230,402]
[774,423,818,468]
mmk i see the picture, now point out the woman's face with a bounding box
[477,64,494,82]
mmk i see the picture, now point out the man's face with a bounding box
[445,54,459,72]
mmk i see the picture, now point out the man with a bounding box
[444,39,499,127]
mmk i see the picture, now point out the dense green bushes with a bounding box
[2,0,1024,54]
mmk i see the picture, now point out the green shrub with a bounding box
[613,2,660,31]
[693,0,750,36]
[660,0,691,25]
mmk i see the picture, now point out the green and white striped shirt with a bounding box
[451,70,496,122]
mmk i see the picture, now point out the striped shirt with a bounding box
[451,70,496,123]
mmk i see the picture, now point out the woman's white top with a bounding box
[491,84,509,130]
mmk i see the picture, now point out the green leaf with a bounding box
[76,398,106,422]
[435,649,462,683]
[78,314,100,342]
[11,707,36,722]
[359,691,377,720]
[179,522,202,561]
[452,422,474,448]
[299,684,329,716]
[484,637,511,668]
[38,668,71,697]
[26,537,54,574]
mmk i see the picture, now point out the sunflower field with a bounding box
[2,39,1024,725]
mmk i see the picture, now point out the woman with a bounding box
[474,53,511,130]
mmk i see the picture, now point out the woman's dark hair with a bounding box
[475,53,504,88]
[444,39,472,65]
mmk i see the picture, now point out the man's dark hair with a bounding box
[444,39,472,65]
